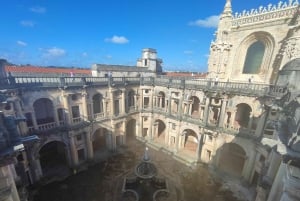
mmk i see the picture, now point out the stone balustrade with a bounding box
[4,75,284,97]
[232,0,299,27]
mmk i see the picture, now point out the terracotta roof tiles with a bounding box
[5,65,91,75]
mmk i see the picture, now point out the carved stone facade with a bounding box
[1,1,300,201]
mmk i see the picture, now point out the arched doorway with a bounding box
[190,96,200,117]
[235,103,252,128]
[126,119,136,143]
[182,129,198,155]
[218,143,246,177]
[154,119,166,144]
[33,98,55,125]
[39,141,69,178]
[92,127,108,153]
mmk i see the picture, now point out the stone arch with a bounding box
[243,41,265,74]
[92,127,109,153]
[217,143,247,177]
[182,129,198,154]
[38,140,69,178]
[33,98,55,125]
[235,103,252,128]
[190,96,200,117]
[154,119,166,143]
[92,93,104,116]
[126,118,136,142]
[234,31,275,78]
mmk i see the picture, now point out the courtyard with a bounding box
[30,139,252,201]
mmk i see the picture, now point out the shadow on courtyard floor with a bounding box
[29,139,246,201]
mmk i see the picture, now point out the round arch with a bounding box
[33,98,55,125]
[126,118,137,142]
[153,119,166,144]
[92,127,108,152]
[182,129,198,154]
[38,140,69,178]
[233,31,275,80]
[235,103,252,128]
[190,96,200,117]
[92,93,104,115]
[217,143,247,177]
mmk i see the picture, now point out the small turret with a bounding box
[137,48,163,73]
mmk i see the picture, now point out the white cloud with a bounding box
[105,55,112,59]
[20,20,35,27]
[30,6,46,14]
[184,50,193,55]
[105,35,129,44]
[189,15,220,28]
[42,47,66,58]
[17,41,27,46]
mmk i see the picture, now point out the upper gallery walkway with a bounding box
[0,75,287,97]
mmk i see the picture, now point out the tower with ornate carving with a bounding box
[207,0,300,84]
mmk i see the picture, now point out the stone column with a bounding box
[248,112,254,130]
[30,156,42,182]
[153,122,159,139]
[62,93,71,125]
[53,106,59,126]
[267,162,285,201]
[0,165,21,201]
[14,100,28,135]
[188,103,192,115]
[230,109,237,129]
[167,93,172,115]
[122,120,126,145]
[136,113,144,138]
[110,130,116,151]
[149,89,153,109]
[103,100,107,117]
[166,122,171,146]
[121,90,126,114]
[81,92,88,121]
[148,115,153,140]
[218,98,228,127]
[134,95,137,110]
[196,134,204,161]
[69,134,78,167]
[85,132,94,160]
[203,98,210,125]
[109,89,115,116]
[31,111,38,130]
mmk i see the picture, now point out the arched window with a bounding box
[243,41,265,74]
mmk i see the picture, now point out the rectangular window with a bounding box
[114,100,119,116]
[72,106,80,118]
[144,97,149,108]
[57,108,64,121]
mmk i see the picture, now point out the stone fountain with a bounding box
[121,147,170,201]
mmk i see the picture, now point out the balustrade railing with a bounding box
[37,122,57,131]
[3,75,287,97]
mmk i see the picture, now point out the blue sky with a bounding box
[0,0,282,72]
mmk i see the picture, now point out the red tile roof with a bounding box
[5,65,92,75]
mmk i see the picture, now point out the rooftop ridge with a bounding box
[232,0,299,27]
